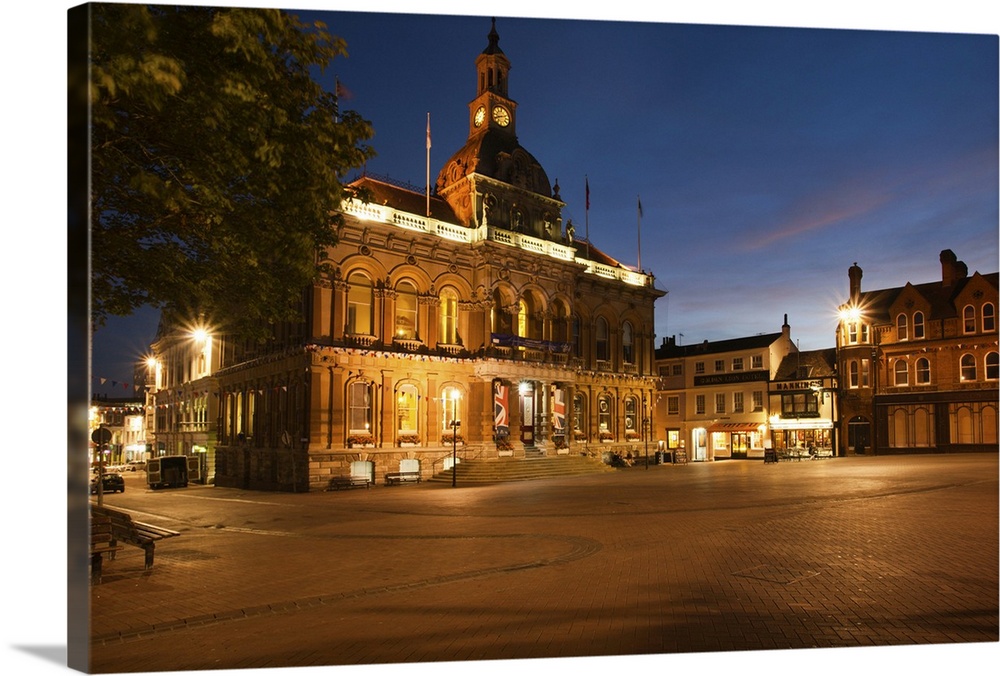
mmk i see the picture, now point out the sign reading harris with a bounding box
[694,371,769,387]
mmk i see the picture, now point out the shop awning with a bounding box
[707,422,762,433]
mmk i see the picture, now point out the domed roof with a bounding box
[436,128,552,197]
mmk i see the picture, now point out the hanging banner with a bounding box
[553,387,566,431]
[494,381,509,436]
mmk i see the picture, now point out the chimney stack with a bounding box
[940,249,968,287]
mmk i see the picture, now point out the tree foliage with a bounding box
[89,4,374,341]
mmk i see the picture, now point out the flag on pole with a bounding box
[638,195,643,217]
[494,381,509,435]
[426,112,432,150]
[553,388,566,431]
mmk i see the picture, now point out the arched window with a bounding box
[348,381,373,434]
[624,397,638,435]
[347,272,374,335]
[915,357,931,385]
[622,321,634,365]
[573,394,585,435]
[517,299,528,338]
[983,303,996,333]
[394,280,418,340]
[960,354,977,381]
[986,352,999,381]
[596,317,610,362]
[551,302,568,344]
[896,313,908,341]
[491,288,512,335]
[963,305,976,334]
[913,311,925,339]
[893,360,908,386]
[396,384,418,436]
[441,386,463,433]
[440,287,459,344]
[598,395,612,434]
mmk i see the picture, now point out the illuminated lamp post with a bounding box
[450,390,461,487]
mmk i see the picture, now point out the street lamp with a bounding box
[449,389,461,487]
[450,419,461,487]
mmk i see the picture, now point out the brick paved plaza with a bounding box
[81,454,997,675]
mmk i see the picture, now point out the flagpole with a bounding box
[637,194,643,271]
[426,113,431,218]
[585,176,591,260]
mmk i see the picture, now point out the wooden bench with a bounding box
[90,510,124,585]
[92,505,180,570]
[326,475,371,491]
[385,471,422,486]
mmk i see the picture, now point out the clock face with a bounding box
[474,106,485,127]
[492,105,510,127]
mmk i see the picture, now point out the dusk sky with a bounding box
[85,1,998,396]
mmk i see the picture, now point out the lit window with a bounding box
[598,396,612,431]
[960,354,977,381]
[347,272,373,335]
[394,281,418,340]
[440,288,459,344]
[624,397,637,433]
[396,384,418,435]
[348,381,372,434]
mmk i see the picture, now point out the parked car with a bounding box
[126,460,146,472]
[90,471,125,494]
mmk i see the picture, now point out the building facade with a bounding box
[89,396,148,467]
[147,20,665,491]
[768,348,839,456]
[654,318,796,461]
[836,249,999,454]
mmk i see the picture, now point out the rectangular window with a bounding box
[862,359,870,387]
[732,357,744,371]
[672,364,682,376]
[752,391,763,412]
[667,396,679,415]
[349,382,372,433]
[715,393,725,414]
[696,395,705,415]
[733,392,744,413]
[781,393,818,416]
[695,362,705,374]
[751,355,763,369]
[714,360,725,373]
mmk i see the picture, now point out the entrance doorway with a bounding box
[520,383,534,445]
[847,416,871,454]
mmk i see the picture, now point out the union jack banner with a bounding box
[494,381,509,434]
[553,387,566,430]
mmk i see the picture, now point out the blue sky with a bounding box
[85,1,998,395]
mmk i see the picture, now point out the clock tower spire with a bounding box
[469,18,516,137]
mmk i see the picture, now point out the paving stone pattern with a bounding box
[86,454,999,673]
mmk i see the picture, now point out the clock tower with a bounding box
[437,19,564,240]
[468,18,517,137]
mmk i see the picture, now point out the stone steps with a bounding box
[428,454,616,484]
